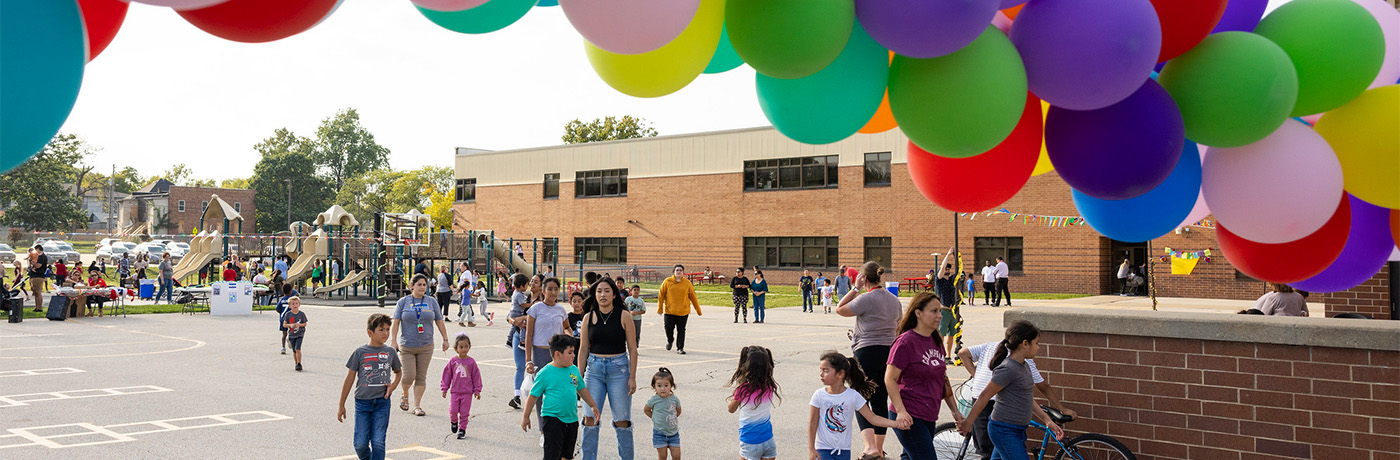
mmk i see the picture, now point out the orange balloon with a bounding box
[859,52,897,134]
[1003,4,1023,19]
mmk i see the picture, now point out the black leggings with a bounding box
[853,345,892,435]
[436,292,453,317]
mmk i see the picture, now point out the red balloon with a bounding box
[1217,196,1351,283]
[908,93,1040,212]
[177,0,341,43]
[1149,0,1227,62]
[78,0,129,60]
[1391,209,1400,251]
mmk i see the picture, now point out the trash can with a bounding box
[139,279,156,299]
[885,281,899,297]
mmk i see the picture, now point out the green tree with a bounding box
[251,129,334,233]
[335,166,450,218]
[190,178,216,188]
[0,134,90,231]
[562,115,659,144]
[220,177,251,189]
[314,108,391,193]
[148,163,194,186]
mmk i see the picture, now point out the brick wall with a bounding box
[1323,265,1394,319]
[168,186,255,235]
[1012,308,1400,460]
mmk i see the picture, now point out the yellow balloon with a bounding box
[1031,100,1054,176]
[584,0,724,98]
[1314,85,1399,209]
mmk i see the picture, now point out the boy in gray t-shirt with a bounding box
[338,314,402,460]
[282,296,309,371]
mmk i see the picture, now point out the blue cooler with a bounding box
[886,281,899,297]
[139,279,156,299]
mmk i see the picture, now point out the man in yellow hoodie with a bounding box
[658,264,702,355]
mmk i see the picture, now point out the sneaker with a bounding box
[457,429,466,439]
[743,319,748,323]
[508,396,521,410]
[678,349,687,355]
[468,322,476,327]
[451,422,458,433]
[666,342,673,351]
[280,348,286,355]
[733,318,738,323]
[295,363,302,371]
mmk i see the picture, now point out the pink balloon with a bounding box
[1203,119,1344,244]
[123,0,231,9]
[1177,144,1210,228]
[991,12,1012,34]
[560,0,702,55]
[1356,0,1400,88]
[411,0,487,12]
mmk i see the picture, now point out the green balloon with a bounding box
[1253,0,1385,116]
[417,0,537,35]
[888,26,1026,158]
[726,0,853,79]
[1159,32,1298,147]
[756,24,887,145]
[704,24,744,74]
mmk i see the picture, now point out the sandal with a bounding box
[400,397,410,411]
[413,407,425,416]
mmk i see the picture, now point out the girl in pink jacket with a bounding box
[442,333,483,439]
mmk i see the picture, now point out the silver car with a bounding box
[41,243,78,263]
[97,244,131,263]
[0,243,14,262]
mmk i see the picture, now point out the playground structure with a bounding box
[169,195,244,284]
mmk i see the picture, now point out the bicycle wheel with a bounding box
[932,422,974,460]
[1054,433,1137,460]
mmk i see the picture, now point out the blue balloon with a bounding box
[1073,141,1202,242]
[0,0,86,173]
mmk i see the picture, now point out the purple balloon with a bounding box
[855,0,1000,58]
[1210,0,1267,34]
[1010,0,1162,110]
[1291,195,1395,293]
[999,0,1026,9]
[1046,79,1184,200]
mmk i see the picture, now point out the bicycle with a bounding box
[932,405,1136,460]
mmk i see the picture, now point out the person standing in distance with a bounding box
[980,261,997,307]
[994,257,1011,307]
[658,265,702,355]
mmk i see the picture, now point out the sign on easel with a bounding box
[211,281,253,315]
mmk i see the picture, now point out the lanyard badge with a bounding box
[414,303,425,333]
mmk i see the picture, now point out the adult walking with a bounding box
[836,261,902,460]
[658,265,702,355]
[980,261,997,306]
[435,265,454,317]
[834,266,851,299]
[751,270,769,324]
[156,253,174,305]
[730,267,750,324]
[389,274,449,416]
[995,256,1011,307]
[579,278,639,460]
[1116,259,1132,296]
[887,292,964,460]
[799,269,814,313]
[27,245,48,312]
[505,274,532,410]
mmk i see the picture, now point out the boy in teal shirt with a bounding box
[521,334,599,460]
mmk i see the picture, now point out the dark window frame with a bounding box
[864,152,892,187]
[543,173,560,200]
[743,155,840,191]
[574,237,627,264]
[864,237,892,269]
[574,169,628,198]
[743,236,839,269]
[974,236,1024,275]
[455,178,476,202]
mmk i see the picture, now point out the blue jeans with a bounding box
[891,413,939,460]
[158,278,173,303]
[817,449,850,460]
[754,295,766,322]
[801,288,813,312]
[511,332,526,396]
[582,353,634,460]
[988,420,1029,460]
[353,397,391,460]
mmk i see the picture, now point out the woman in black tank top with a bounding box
[578,277,639,459]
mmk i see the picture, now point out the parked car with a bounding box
[151,239,174,247]
[55,243,82,264]
[97,238,123,249]
[0,243,15,262]
[134,242,165,258]
[34,237,62,246]
[41,242,79,263]
[97,244,131,263]
[166,241,190,257]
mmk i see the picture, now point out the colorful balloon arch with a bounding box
[1,0,1397,291]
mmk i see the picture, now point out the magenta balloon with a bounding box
[1045,79,1184,200]
[855,0,1000,58]
[1010,0,1162,110]
[411,0,487,12]
[1291,194,1395,292]
[560,0,702,55]
[1203,119,1344,244]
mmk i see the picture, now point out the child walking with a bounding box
[819,279,835,314]
[338,313,403,460]
[808,352,903,460]
[442,332,483,439]
[521,334,600,460]
[283,296,308,371]
[645,367,682,460]
[727,345,780,460]
[956,320,1063,460]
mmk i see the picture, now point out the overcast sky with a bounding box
[59,0,1296,181]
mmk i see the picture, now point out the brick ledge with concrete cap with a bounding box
[1002,307,1400,352]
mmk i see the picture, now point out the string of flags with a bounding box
[1162,246,1212,260]
[957,210,1216,230]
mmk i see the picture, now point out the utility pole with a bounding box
[285,178,292,228]
[108,164,115,232]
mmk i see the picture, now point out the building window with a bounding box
[234,202,241,213]
[864,237,892,268]
[864,152,891,187]
[974,237,1024,274]
[544,173,560,199]
[201,201,208,213]
[575,237,626,264]
[541,238,559,264]
[575,169,627,198]
[455,179,476,202]
[744,155,839,191]
[178,200,186,212]
[743,237,839,269]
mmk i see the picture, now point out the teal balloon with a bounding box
[704,24,743,74]
[889,26,1027,158]
[538,0,557,6]
[417,0,537,34]
[757,24,888,144]
[1,0,86,173]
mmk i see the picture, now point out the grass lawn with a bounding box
[631,281,1089,309]
[16,301,277,319]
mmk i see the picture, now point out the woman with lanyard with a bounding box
[390,274,449,416]
[579,278,640,460]
[835,261,902,460]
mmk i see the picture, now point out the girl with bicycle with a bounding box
[957,320,1064,460]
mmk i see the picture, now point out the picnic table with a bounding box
[901,277,930,292]
[55,286,127,317]
[685,272,725,284]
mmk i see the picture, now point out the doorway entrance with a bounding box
[1108,239,1148,295]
